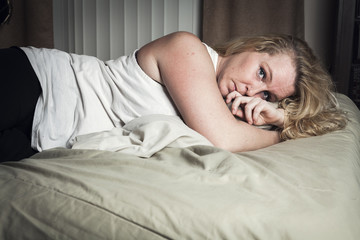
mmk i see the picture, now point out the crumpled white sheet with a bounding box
[72,114,213,157]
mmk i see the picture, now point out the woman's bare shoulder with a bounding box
[136,32,206,83]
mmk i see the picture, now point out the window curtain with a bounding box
[53,0,202,60]
[202,0,304,47]
[0,0,53,48]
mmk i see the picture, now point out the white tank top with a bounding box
[21,44,218,151]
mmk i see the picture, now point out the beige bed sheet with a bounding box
[0,93,359,240]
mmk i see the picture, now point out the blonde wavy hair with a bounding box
[214,34,347,140]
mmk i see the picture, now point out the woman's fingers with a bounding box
[243,98,263,124]
[248,99,268,125]
[246,98,283,126]
[231,94,244,114]
[227,93,283,127]
[235,108,244,118]
[226,91,242,104]
[230,96,281,126]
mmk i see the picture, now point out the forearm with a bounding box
[208,122,281,153]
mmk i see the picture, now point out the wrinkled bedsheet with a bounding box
[0,94,359,240]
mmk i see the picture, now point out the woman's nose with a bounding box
[246,85,259,96]
[246,83,265,97]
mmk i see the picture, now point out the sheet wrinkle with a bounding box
[72,114,213,157]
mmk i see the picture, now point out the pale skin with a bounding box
[136,31,296,152]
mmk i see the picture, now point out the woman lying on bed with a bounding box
[0,31,347,162]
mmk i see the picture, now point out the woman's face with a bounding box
[216,51,296,102]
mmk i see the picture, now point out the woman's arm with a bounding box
[136,32,280,152]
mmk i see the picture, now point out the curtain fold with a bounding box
[53,0,202,60]
[202,0,304,46]
[0,0,53,48]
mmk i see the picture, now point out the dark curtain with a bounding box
[0,0,53,48]
[202,0,304,46]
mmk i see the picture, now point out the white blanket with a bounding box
[72,114,213,157]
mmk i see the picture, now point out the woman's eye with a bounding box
[258,67,266,80]
[263,91,270,101]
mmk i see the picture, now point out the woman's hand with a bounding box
[226,91,284,128]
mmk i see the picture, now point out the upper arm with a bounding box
[136,32,280,152]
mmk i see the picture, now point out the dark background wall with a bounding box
[0,0,53,48]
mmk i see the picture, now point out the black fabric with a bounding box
[0,47,41,162]
[0,0,11,25]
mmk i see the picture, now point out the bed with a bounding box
[1,93,359,240]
